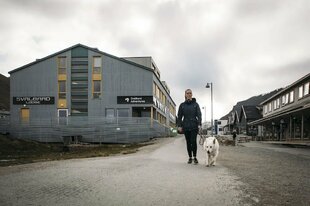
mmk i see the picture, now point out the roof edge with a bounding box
[260,73,310,105]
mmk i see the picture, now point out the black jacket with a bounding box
[177,98,202,131]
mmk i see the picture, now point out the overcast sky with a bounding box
[0,0,309,121]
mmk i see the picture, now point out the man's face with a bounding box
[185,90,192,100]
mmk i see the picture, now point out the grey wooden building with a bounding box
[249,73,310,141]
[9,44,176,142]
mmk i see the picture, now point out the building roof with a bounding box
[260,73,310,105]
[241,105,262,121]
[9,43,155,74]
[220,89,280,120]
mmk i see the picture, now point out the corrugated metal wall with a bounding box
[7,117,171,143]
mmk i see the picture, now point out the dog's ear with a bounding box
[213,138,216,144]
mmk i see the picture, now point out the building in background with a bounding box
[238,105,262,135]
[249,73,310,141]
[9,44,176,143]
[214,119,227,135]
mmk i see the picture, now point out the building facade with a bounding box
[214,119,228,135]
[249,73,310,141]
[9,44,176,142]
[238,105,262,136]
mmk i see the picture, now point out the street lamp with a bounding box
[206,82,213,135]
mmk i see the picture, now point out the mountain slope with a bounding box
[220,88,282,120]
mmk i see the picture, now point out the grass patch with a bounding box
[0,134,152,167]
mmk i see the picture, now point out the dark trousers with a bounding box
[184,130,198,158]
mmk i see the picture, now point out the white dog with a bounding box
[203,136,219,167]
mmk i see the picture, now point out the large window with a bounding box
[93,57,102,74]
[92,57,102,98]
[57,57,67,108]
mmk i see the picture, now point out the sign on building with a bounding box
[117,96,153,104]
[13,97,55,105]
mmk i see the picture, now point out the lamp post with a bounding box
[206,82,213,135]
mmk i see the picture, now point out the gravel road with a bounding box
[221,141,310,206]
[0,136,309,206]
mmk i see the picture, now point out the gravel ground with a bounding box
[219,142,310,206]
[0,137,309,206]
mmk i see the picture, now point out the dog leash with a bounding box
[199,133,206,145]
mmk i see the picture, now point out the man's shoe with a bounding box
[193,158,198,164]
[187,158,192,164]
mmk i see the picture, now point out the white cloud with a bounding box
[0,0,309,120]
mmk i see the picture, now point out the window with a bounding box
[93,80,101,98]
[58,109,68,125]
[58,109,68,117]
[289,91,294,103]
[299,86,304,99]
[58,57,66,74]
[264,105,268,114]
[163,95,166,105]
[273,100,277,110]
[282,95,286,105]
[58,57,67,108]
[285,93,289,104]
[277,98,280,109]
[106,109,115,118]
[156,85,160,98]
[117,108,129,117]
[93,67,101,74]
[59,57,66,68]
[58,81,66,99]
[94,57,101,67]
[93,57,101,74]
[92,57,102,98]
[304,82,309,96]
[268,103,272,112]
[59,81,66,92]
